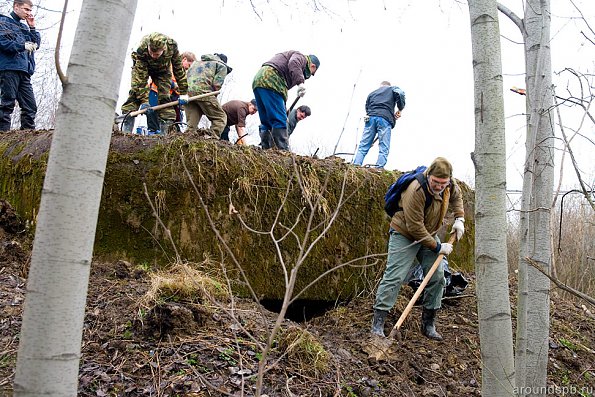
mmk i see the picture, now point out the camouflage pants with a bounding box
[185,95,227,136]
[121,72,177,121]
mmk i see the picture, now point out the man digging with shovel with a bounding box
[371,157,465,341]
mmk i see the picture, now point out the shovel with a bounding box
[117,90,221,130]
[286,95,300,116]
[368,233,457,361]
[128,90,220,117]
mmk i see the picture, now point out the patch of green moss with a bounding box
[0,132,476,301]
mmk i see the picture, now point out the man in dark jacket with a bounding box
[371,157,465,341]
[0,0,41,131]
[287,105,311,136]
[353,81,406,168]
[252,50,319,150]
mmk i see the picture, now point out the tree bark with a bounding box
[468,1,516,395]
[515,1,555,394]
[13,0,138,395]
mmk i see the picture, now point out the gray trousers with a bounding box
[374,232,445,312]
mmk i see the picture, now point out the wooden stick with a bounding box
[387,234,457,339]
[128,90,221,117]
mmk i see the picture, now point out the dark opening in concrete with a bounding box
[260,299,342,322]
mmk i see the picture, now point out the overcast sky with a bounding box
[26,0,595,192]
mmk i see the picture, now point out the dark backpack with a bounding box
[384,165,432,217]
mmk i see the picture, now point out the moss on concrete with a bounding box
[0,131,476,300]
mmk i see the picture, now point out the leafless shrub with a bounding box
[508,194,595,300]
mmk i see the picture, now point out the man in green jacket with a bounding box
[121,32,189,133]
[185,53,231,137]
[371,157,466,341]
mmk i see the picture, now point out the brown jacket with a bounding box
[389,172,465,251]
[222,100,250,127]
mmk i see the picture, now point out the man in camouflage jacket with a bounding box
[185,53,231,136]
[120,32,188,132]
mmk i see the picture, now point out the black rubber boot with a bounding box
[421,308,443,341]
[146,108,160,133]
[371,309,388,337]
[271,128,289,150]
[259,130,273,149]
[159,119,174,135]
[121,115,134,133]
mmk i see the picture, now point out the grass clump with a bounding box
[142,262,230,305]
[278,325,330,378]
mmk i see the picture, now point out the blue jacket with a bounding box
[0,12,41,75]
[365,85,406,128]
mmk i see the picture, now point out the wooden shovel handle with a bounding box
[128,90,221,117]
[387,233,457,339]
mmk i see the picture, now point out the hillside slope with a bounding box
[1,199,594,396]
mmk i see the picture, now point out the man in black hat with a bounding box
[185,53,232,136]
[220,99,258,145]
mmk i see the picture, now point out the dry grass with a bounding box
[141,262,230,307]
[508,196,595,301]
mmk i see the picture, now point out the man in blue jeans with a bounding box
[0,0,41,131]
[353,81,405,168]
[252,50,319,150]
[371,157,465,341]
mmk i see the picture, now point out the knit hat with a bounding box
[214,53,233,73]
[309,54,320,72]
[148,32,167,51]
[215,53,228,63]
[427,157,453,179]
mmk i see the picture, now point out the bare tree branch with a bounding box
[55,0,68,85]
[553,92,595,210]
[143,182,181,264]
[526,257,595,307]
[497,3,524,33]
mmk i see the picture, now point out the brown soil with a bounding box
[1,200,594,396]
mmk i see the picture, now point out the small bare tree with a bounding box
[499,1,556,393]
[467,0,516,395]
[177,153,385,396]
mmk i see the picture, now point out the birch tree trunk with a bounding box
[515,0,555,393]
[467,1,516,395]
[13,1,138,395]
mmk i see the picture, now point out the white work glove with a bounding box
[178,94,189,105]
[438,243,453,256]
[24,42,37,52]
[452,217,465,241]
[297,83,306,98]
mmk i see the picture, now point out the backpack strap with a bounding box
[414,173,433,211]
